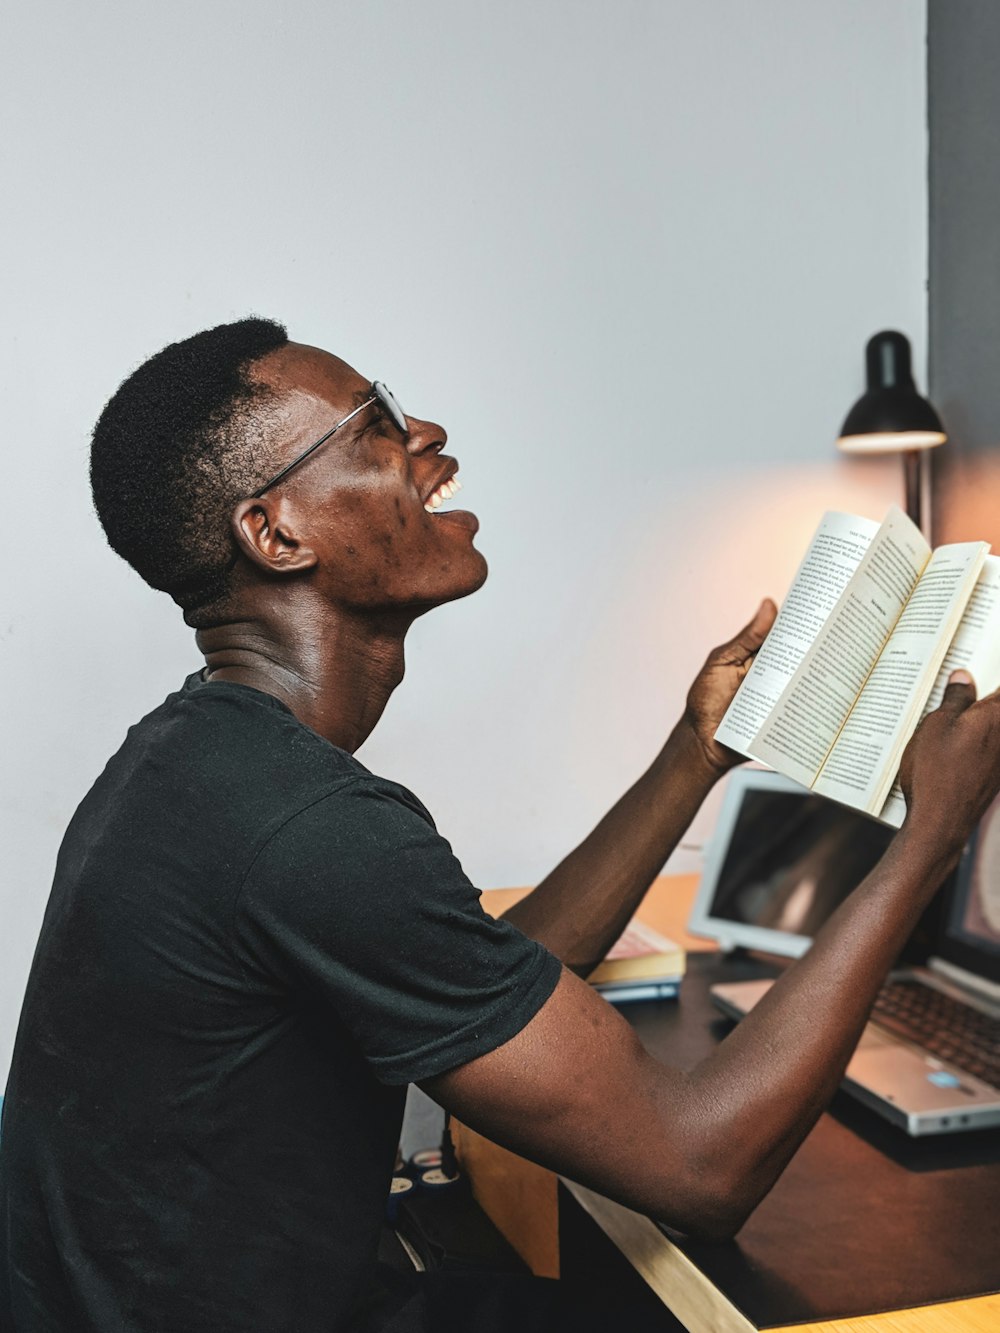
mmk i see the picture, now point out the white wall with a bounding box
[0,0,927,1079]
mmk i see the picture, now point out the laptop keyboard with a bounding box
[872,979,1000,1090]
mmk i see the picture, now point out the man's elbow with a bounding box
[652,1177,755,1243]
[645,1084,794,1240]
[645,1135,764,1241]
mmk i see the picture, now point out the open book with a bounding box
[715,506,1000,826]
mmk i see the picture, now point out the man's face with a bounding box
[249,343,488,614]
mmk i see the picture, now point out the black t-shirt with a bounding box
[0,674,561,1331]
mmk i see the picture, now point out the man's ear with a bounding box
[231,497,319,576]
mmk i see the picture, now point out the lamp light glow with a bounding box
[838,430,946,455]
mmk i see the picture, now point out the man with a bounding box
[2,318,998,1331]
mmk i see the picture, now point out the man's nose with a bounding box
[404,416,447,456]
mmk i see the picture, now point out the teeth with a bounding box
[424,477,461,512]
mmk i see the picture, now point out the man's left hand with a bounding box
[682,599,777,775]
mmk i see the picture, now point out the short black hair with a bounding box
[90,317,289,625]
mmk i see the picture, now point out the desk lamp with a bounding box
[836,330,946,533]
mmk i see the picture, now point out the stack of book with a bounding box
[589,919,685,1005]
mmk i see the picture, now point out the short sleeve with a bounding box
[232,778,562,1085]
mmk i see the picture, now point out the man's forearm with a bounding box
[502,719,721,970]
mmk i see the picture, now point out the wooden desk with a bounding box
[454,876,1000,1333]
[474,873,715,959]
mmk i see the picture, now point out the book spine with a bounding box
[594,982,680,1005]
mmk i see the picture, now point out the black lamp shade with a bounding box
[837,331,946,453]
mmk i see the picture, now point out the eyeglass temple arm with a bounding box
[250,394,377,498]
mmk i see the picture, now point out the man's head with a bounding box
[91,318,290,623]
[91,320,486,629]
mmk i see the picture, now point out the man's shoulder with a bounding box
[131,671,364,788]
[73,673,391,862]
[168,675,433,819]
[50,674,436,937]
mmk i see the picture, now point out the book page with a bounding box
[747,507,930,790]
[815,542,988,817]
[715,511,880,754]
[880,555,1000,826]
[604,919,682,961]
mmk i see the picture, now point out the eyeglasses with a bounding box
[251,381,408,498]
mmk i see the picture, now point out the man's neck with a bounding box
[196,601,411,753]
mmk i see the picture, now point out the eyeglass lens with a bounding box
[373,382,408,435]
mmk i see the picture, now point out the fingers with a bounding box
[938,669,978,715]
[713,598,777,664]
[749,597,778,636]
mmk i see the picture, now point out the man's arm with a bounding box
[426,674,1000,1240]
[502,600,776,971]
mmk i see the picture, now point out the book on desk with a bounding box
[589,918,685,1005]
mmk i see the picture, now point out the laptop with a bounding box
[690,768,1000,1136]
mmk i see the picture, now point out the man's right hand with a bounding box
[899,669,1000,853]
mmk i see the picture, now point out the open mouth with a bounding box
[424,477,462,513]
